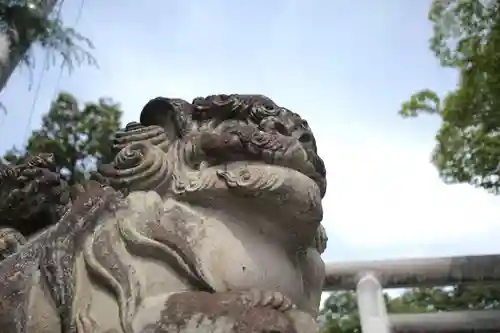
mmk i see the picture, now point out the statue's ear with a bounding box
[140,97,192,139]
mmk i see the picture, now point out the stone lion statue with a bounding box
[0,94,328,333]
[0,153,70,237]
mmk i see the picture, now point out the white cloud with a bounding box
[318,130,500,249]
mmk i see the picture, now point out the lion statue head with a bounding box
[96,94,327,247]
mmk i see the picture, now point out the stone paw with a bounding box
[243,289,296,312]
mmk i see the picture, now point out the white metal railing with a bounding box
[323,254,500,333]
[356,272,390,333]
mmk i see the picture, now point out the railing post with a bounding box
[356,272,390,333]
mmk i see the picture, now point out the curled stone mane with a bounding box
[98,141,171,196]
[191,94,286,124]
[113,122,170,153]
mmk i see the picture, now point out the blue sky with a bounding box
[1,0,499,265]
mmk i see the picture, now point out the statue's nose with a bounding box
[273,121,290,135]
[259,117,291,135]
[259,118,316,147]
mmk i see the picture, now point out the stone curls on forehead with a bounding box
[134,94,327,196]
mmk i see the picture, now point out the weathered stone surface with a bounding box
[0,153,71,236]
[137,290,297,332]
[0,180,124,333]
[0,227,26,260]
[0,94,328,333]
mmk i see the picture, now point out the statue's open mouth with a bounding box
[194,127,326,196]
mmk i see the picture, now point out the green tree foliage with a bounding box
[399,0,500,193]
[320,291,361,333]
[0,0,96,76]
[3,91,122,184]
[320,285,500,333]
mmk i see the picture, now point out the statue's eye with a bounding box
[298,132,313,143]
[263,103,273,110]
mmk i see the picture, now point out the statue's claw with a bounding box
[245,289,296,312]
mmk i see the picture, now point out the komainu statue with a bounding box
[0,94,328,333]
[0,153,72,259]
[0,153,71,235]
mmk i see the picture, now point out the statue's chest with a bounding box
[188,217,307,307]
